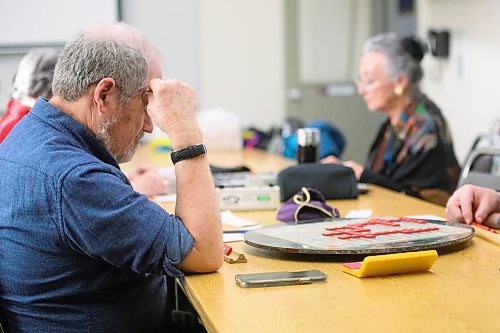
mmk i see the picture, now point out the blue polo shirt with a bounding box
[0,98,194,332]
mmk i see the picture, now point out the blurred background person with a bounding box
[0,48,58,143]
[126,165,174,197]
[322,33,460,205]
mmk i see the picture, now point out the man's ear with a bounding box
[94,78,117,113]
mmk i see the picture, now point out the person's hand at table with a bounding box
[321,155,365,180]
[445,184,500,229]
[127,166,173,196]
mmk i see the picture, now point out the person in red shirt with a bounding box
[0,48,59,143]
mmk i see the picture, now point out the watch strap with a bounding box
[170,144,207,164]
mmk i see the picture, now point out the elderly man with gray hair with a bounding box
[0,46,170,197]
[0,23,222,332]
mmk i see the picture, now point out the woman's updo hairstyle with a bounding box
[401,36,427,63]
[364,33,428,91]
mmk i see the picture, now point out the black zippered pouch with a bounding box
[277,163,358,201]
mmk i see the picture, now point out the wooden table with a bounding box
[122,145,500,333]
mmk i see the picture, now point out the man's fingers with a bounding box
[482,213,500,229]
[445,197,464,222]
[457,189,475,223]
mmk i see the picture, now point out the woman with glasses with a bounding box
[322,33,460,205]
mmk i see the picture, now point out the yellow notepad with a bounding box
[342,250,438,278]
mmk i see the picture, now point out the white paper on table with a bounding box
[221,210,258,227]
[223,233,246,242]
[345,209,373,218]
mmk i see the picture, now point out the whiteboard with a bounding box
[0,0,119,47]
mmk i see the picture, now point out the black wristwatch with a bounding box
[170,144,207,165]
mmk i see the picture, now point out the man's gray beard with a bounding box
[95,115,141,164]
[120,131,144,163]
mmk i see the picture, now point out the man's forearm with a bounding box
[174,155,223,272]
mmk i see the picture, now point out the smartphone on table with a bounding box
[235,269,327,288]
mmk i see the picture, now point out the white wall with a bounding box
[0,0,119,113]
[0,0,117,45]
[124,0,286,134]
[0,55,23,111]
[199,0,285,129]
[121,0,201,140]
[418,0,500,163]
[121,0,199,90]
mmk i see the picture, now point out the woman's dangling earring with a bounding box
[394,86,403,97]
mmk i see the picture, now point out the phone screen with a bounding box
[235,270,327,288]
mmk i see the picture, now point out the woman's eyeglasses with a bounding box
[356,78,389,91]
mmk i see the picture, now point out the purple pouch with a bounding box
[277,187,340,223]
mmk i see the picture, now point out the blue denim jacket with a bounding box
[0,99,194,332]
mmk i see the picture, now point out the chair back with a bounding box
[458,147,500,190]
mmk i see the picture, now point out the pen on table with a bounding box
[471,222,497,234]
[223,230,250,234]
[470,222,500,247]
